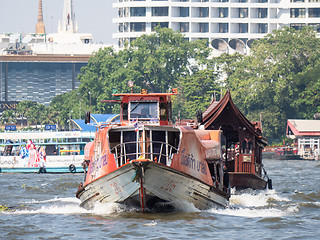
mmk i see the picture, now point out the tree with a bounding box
[75,27,210,115]
[174,69,220,119]
[224,27,320,141]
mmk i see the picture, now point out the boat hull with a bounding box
[229,172,267,190]
[0,155,84,173]
[77,160,229,211]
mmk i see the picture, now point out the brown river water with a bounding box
[1,158,319,239]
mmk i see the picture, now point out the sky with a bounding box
[0,0,118,44]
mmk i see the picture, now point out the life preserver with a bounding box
[69,164,76,173]
[38,167,47,174]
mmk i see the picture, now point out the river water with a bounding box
[1,158,319,240]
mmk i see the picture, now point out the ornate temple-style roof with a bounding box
[201,90,266,143]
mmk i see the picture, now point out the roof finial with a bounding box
[35,0,46,34]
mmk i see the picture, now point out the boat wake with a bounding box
[2,188,312,218]
[209,189,296,218]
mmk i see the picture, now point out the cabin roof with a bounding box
[90,114,119,125]
[202,90,264,140]
[71,119,97,132]
[71,114,119,131]
[287,119,320,136]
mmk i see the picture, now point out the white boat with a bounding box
[0,130,94,173]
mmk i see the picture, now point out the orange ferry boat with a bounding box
[76,89,230,212]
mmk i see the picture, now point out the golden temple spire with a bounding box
[35,0,46,34]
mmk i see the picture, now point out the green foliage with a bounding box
[1,27,319,141]
[77,27,210,115]
[224,27,320,141]
[174,69,220,119]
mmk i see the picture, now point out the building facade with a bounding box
[0,0,110,108]
[113,0,320,54]
[0,55,88,106]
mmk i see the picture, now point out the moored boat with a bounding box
[0,130,94,173]
[76,89,230,212]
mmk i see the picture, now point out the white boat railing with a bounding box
[111,141,178,167]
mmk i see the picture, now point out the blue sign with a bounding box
[45,124,56,130]
[5,125,16,131]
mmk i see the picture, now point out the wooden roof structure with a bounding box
[201,90,266,145]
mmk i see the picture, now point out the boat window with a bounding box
[241,139,253,154]
[45,145,57,155]
[109,128,180,167]
[123,131,137,161]
[160,102,167,121]
[129,102,158,120]
[152,131,166,164]
[167,101,172,121]
[168,131,179,152]
[123,103,128,121]
[109,131,121,150]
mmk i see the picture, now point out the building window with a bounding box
[118,8,123,18]
[308,23,320,32]
[258,8,268,18]
[199,23,209,33]
[258,0,268,2]
[239,8,248,18]
[199,7,209,18]
[219,8,228,18]
[239,23,248,33]
[130,22,146,32]
[119,23,123,32]
[291,0,304,2]
[309,0,320,2]
[118,38,123,48]
[130,38,137,44]
[290,8,306,18]
[180,22,189,32]
[219,0,229,2]
[258,23,268,33]
[151,22,169,31]
[124,23,129,32]
[219,23,229,33]
[119,8,129,17]
[290,23,306,30]
[180,7,189,17]
[130,7,146,17]
[152,7,169,16]
[309,8,320,18]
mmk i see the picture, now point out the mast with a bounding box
[35,0,46,34]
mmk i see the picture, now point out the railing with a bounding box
[241,162,252,173]
[110,141,178,167]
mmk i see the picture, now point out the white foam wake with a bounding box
[209,189,292,218]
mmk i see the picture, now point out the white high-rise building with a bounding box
[113,0,320,54]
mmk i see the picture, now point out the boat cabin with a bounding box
[199,91,268,184]
[113,90,176,126]
[102,90,181,168]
